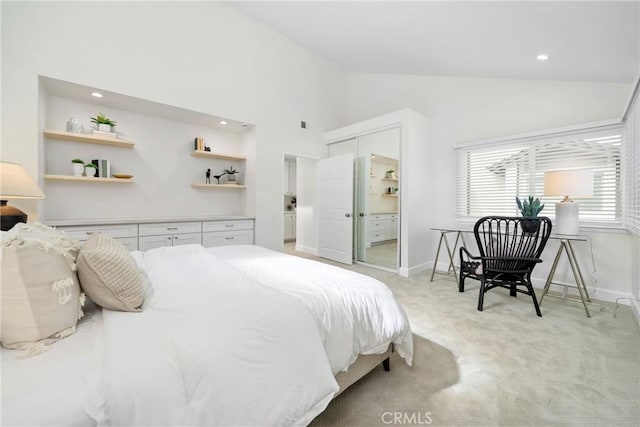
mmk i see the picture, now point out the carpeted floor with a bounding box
[285,245,640,426]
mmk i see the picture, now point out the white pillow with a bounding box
[1,223,84,357]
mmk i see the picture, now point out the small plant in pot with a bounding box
[90,113,117,133]
[223,165,239,182]
[516,196,545,233]
[83,163,97,177]
[71,158,85,176]
[385,169,395,179]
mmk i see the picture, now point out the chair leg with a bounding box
[527,283,542,317]
[477,278,485,312]
[459,274,465,293]
[510,283,517,297]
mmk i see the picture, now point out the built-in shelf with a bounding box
[43,130,135,148]
[44,174,135,183]
[191,150,245,162]
[383,193,398,197]
[382,177,399,182]
[191,183,247,189]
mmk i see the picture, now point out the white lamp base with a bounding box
[555,201,579,235]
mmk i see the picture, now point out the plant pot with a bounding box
[97,123,112,133]
[72,163,85,176]
[227,173,237,182]
[520,218,540,234]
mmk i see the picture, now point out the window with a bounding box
[456,125,623,225]
[624,89,640,234]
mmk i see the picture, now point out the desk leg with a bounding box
[540,244,563,304]
[540,240,591,318]
[443,232,458,283]
[430,232,446,282]
[565,242,591,317]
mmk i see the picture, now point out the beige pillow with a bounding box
[1,223,84,356]
[77,233,144,312]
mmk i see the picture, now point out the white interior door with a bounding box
[318,153,354,264]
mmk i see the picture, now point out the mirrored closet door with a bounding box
[327,128,400,271]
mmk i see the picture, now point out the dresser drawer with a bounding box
[202,230,253,247]
[369,221,385,231]
[202,220,253,233]
[57,224,138,241]
[368,230,386,243]
[139,222,202,236]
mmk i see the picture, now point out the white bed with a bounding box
[1,244,412,426]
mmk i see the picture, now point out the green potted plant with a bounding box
[223,165,239,182]
[83,163,97,177]
[385,169,395,179]
[90,113,117,133]
[516,196,545,233]
[71,158,85,176]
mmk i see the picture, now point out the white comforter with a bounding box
[207,245,413,374]
[87,245,338,426]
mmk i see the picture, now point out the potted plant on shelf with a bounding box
[71,158,85,176]
[223,165,239,183]
[90,113,117,133]
[385,169,396,179]
[83,163,97,177]
[516,195,545,233]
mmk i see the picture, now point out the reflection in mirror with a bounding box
[358,153,399,269]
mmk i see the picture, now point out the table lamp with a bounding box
[543,169,593,235]
[0,161,45,231]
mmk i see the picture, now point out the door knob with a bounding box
[358,213,366,217]
[345,213,352,218]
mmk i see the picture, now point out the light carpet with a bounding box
[289,247,640,426]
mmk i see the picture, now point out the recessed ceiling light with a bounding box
[91,92,103,98]
[219,120,227,125]
[536,54,549,61]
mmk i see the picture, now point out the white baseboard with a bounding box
[399,261,432,278]
[294,244,318,256]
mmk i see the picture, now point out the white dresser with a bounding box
[51,217,254,251]
[367,213,398,244]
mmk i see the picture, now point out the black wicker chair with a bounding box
[459,216,552,317]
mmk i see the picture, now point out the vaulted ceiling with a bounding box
[231,1,640,83]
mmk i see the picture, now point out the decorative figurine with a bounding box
[206,168,211,184]
[204,146,211,152]
[213,172,225,184]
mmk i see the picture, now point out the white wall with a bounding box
[347,73,634,300]
[1,2,347,250]
[295,157,318,255]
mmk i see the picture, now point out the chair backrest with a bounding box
[473,216,552,273]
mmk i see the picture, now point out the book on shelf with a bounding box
[194,137,205,151]
[91,159,111,178]
[92,130,118,138]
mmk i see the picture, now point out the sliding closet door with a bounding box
[318,153,354,264]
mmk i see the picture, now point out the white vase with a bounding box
[66,117,83,133]
[72,163,85,176]
[97,123,112,133]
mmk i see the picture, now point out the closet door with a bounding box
[318,153,354,264]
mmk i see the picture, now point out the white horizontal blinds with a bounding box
[456,144,528,218]
[624,92,640,234]
[533,131,621,222]
[457,125,623,224]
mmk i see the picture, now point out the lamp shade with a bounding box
[0,161,45,199]
[543,169,593,198]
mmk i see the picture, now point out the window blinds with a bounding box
[624,90,640,234]
[456,125,623,225]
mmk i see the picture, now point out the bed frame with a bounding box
[333,344,392,397]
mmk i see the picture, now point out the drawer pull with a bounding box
[225,224,234,228]
[225,236,234,240]
[167,237,172,240]
[85,231,94,235]
[167,227,178,231]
